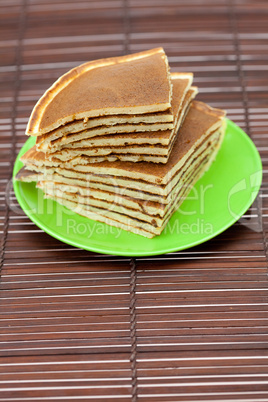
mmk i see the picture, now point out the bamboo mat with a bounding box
[1,0,268,401]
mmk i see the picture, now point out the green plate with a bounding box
[13,119,262,256]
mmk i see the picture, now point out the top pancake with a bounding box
[38,73,194,155]
[26,48,172,137]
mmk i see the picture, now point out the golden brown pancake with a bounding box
[17,101,226,238]
[36,121,175,153]
[37,111,174,149]
[20,145,61,169]
[26,48,173,137]
[55,86,197,165]
[19,101,226,185]
[20,128,222,227]
[54,101,226,184]
[41,130,224,238]
[36,73,193,154]
[37,131,222,220]
[17,101,226,210]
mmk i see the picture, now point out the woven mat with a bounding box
[0,0,268,401]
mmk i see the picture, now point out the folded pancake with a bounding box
[37,127,224,222]
[19,146,60,179]
[40,127,224,238]
[27,48,173,137]
[53,101,226,186]
[36,120,174,153]
[19,101,225,188]
[49,84,197,164]
[16,101,226,237]
[20,121,224,208]
[15,168,40,183]
[57,128,222,201]
[18,123,223,204]
[37,73,193,155]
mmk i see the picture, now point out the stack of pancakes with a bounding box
[16,48,226,238]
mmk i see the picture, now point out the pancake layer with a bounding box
[27,48,173,137]
[17,100,226,237]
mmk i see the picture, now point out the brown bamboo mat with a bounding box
[1,0,268,401]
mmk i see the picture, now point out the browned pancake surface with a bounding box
[27,48,172,136]
[21,101,225,182]
[64,101,226,179]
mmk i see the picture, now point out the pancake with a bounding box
[57,128,223,199]
[43,194,156,238]
[20,126,222,204]
[36,112,174,152]
[49,85,197,164]
[36,121,174,153]
[61,87,196,165]
[19,101,225,186]
[15,168,40,182]
[42,130,224,238]
[53,101,226,185]
[27,48,173,137]
[17,102,225,198]
[17,100,226,237]
[17,44,228,239]
[37,73,193,155]
[20,145,60,168]
[32,126,224,212]
[36,122,173,153]
[37,130,223,222]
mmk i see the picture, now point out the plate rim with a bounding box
[13,119,263,256]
